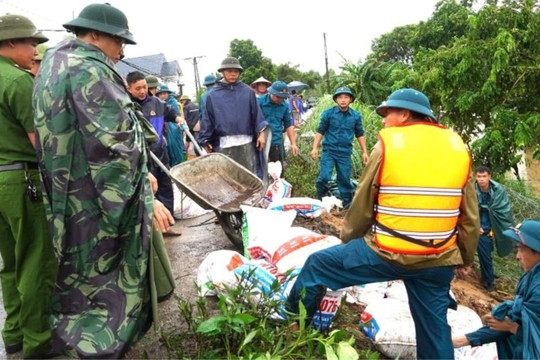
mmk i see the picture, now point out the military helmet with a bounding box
[376,88,436,121]
[145,75,159,88]
[156,84,172,94]
[218,57,243,72]
[0,14,48,43]
[203,74,217,86]
[63,3,136,45]
[332,86,355,102]
[180,94,190,101]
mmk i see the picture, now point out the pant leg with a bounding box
[287,237,458,359]
[0,178,22,347]
[477,234,494,290]
[268,145,284,164]
[0,170,57,355]
[152,144,175,215]
[316,151,334,200]
[334,153,353,207]
[403,266,455,359]
[286,238,404,318]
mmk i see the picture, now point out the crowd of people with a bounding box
[0,1,538,359]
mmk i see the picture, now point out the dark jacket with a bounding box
[183,99,200,132]
[199,80,267,149]
[132,95,177,145]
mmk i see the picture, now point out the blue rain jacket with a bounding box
[317,106,364,154]
[199,80,267,149]
[257,93,291,146]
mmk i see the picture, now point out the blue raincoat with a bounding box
[466,260,540,359]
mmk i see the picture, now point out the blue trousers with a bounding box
[286,238,456,359]
[150,142,174,215]
[316,151,352,207]
[477,234,494,290]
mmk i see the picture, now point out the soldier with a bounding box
[33,3,174,358]
[0,13,56,359]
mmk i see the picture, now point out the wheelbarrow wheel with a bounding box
[215,210,244,250]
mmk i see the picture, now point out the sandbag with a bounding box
[359,298,497,359]
[196,250,248,296]
[268,197,324,218]
[240,205,297,258]
[271,233,341,274]
[261,161,292,207]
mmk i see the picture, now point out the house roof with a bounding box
[117,53,183,78]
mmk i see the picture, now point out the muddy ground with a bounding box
[124,210,513,359]
[126,211,233,359]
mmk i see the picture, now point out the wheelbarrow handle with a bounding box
[148,150,173,178]
[179,123,207,156]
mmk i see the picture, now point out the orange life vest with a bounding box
[374,122,471,255]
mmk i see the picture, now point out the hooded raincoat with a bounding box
[33,39,156,358]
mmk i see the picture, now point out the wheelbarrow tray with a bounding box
[169,153,264,213]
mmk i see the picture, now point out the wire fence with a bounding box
[506,186,540,224]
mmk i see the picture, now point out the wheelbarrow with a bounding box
[169,153,265,248]
[149,125,269,249]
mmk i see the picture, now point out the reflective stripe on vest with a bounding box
[375,122,471,255]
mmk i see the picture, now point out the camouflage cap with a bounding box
[0,14,48,43]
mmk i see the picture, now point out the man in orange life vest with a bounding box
[287,88,479,359]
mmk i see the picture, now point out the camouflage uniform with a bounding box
[33,38,154,358]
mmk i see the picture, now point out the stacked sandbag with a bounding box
[199,206,346,328]
[359,296,498,359]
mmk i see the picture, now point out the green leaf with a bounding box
[337,342,359,360]
[325,344,339,360]
[232,313,257,325]
[197,316,227,334]
[239,330,258,353]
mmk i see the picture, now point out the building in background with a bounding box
[118,53,184,94]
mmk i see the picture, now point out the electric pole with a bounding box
[323,33,331,94]
[184,55,204,95]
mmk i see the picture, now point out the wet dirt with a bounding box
[125,212,235,359]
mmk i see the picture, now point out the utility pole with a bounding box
[323,33,331,94]
[184,55,204,95]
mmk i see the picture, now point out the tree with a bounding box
[334,57,412,106]
[229,39,276,85]
[414,0,540,176]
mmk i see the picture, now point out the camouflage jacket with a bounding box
[33,38,154,358]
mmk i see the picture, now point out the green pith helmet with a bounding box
[376,88,436,121]
[218,57,243,72]
[332,86,355,102]
[63,3,136,45]
[0,14,48,43]
[145,75,159,88]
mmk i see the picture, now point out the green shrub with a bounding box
[285,96,382,197]
[165,270,359,359]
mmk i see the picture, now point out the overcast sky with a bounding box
[2,0,442,95]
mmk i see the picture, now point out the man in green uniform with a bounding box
[0,13,56,358]
[33,3,174,358]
